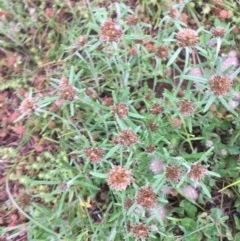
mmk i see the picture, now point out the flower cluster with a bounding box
[211,27,225,38]
[100,19,123,42]
[84,147,103,163]
[165,165,182,182]
[176,28,199,47]
[189,163,207,181]
[131,223,149,239]
[59,78,77,101]
[19,97,36,114]
[178,99,195,115]
[107,166,132,190]
[209,75,232,96]
[156,45,169,59]
[112,130,139,146]
[150,103,163,114]
[136,185,157,209]
[113,103,128,118]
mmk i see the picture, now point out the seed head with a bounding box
[178,99,195,115]
[76,35,87,46]
[101,96,113,106]
[189,163,207,181]
[176,28,199,47]
[112,130,139,147]
[100,19,123,42]
[113,103,128,118]
[146,145,156,153]
[165,165,182,182]
[19,98,36,114]
[147,121,159,131]
[60,85,77,101]
[107,166,132,190]
[150,103,163,114]
[171,117,181,128]
[211,27,226,38]
[156,45,169,59]
[182,185,199,201]
[149,158,165,174]
[84,147,103,163]
[131,223,149,239]
[136,186,157,209]
[209,75,232,96]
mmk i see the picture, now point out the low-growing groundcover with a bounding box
[0,0,240,240]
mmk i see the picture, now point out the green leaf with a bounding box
[167,47,182,66]
[89,172,107,178]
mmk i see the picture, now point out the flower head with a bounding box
[176,28,199,47]
[146,145,156,153]
[212,27,226,38]
[209,75,232,96]
[156,45,169,59]
[131,223,149,239]
[178,99,195,116]
[182,185,199,201]
[150,103,163,115]
[60,85,77,100]
[100,19,122,42]
[19,97,36,114]
[147,121,159,131]
[84,147,103,163]
[101,96,113,106]
[149,158,165,174]
[171,117,181,128]
[165,165,182,182]
[136,185,157,209]
[107,166,132,190]
[112,130,139,146]
[188,163,207,181]
[113,103,128,118]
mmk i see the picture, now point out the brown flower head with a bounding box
[113,103,128,118]
[150,103,163,115]
[209,75,232,96]
[176,28,199,47]
[112,130,139,146]
[212,27,226,38]
[19,98,36,114]
[146,145,156,153]
[124,198,134,210]
[156,45,169,59]
[136,185,157,209]
[178,99,195,115]
[76,35,87,46]
[101,96,113,106]
[107,166,132,190]
[171,117,181,128]
[100,19,123,42]
[147,121,159,131]
[165,165,182,182]
[60,85,77,101]
[84,147,103,163]
[131,223,149,239]
[188,163,207,181]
